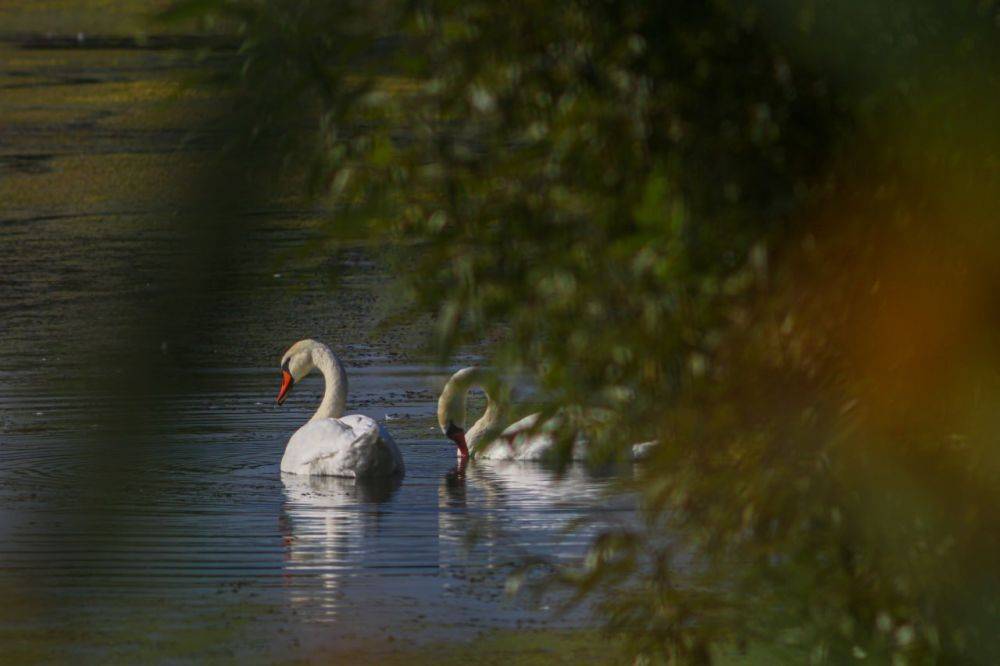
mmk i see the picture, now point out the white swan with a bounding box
[275,339,404,478]
[437,367,655,461]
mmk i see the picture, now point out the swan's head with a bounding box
[444,421,469,459]
[437,400,469,459]
[276,339,322,405]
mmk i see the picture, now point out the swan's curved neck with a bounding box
[439,368,506,448]
[311,347,348,421]
[466,389,504,448]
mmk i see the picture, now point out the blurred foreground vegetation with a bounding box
[163,0,999,662]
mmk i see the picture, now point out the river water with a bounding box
[0,18,635,663]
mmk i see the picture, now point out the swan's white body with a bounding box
[277,339,404,478]
[437,367,655,462]
[281,415,403,477]
[482,412,655,461]
[475,412,586,461]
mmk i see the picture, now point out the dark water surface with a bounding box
[0,22,634,663]
[1,364,628,661]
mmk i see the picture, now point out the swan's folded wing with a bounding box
[496,412,590,461]
[340,414,406,476]
[475,412,552,460]
[281,416,400,477]
[281,419,378,477]
[500,412,543,438]
[281,418,366,474]
[311,417,377,475]
[630,440,657,460]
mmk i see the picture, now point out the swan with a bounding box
[436,367,655,461]
[275,339,404,478]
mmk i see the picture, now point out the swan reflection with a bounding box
[438,459,614,574]
[280,473,401,618]
[278,457,625,624]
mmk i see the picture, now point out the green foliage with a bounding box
[163,0,1000,662]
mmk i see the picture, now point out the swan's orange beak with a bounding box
[276,370,294,405]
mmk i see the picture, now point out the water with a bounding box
[1,364,628,661]
[0,20,635,662]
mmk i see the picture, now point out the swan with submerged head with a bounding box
[437,367,655,461]
[275,339,404,478]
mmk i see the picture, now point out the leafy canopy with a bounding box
[165,0,1000,662]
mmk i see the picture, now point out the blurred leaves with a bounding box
[164,0,1000,662]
